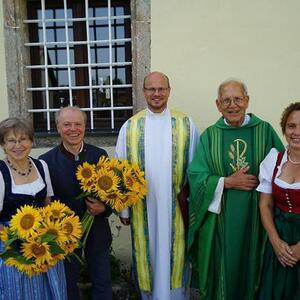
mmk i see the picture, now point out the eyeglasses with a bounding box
[219,97,246,107]
[5,137,31,147]
[144,87,169,94]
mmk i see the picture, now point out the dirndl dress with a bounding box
[0,159,67,300]
[258,151,300,300]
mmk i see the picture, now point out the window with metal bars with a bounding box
[25,0,132,133]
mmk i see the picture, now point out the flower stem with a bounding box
[81,212,94,248]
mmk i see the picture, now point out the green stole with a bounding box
[126,109,191,291]
[188,114,284,299]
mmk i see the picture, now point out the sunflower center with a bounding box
[82,168,93,179]
[47,229,58,237]
[107,193,118,200]
[97,175,113,191]
[51,210,61,219]
[32,244,46,257]
[39,264,48,272]
[87,181,93,187]
[64,222,73,235]
[20,214,35,230]
[125,176,133,187]
[121,195,129,203]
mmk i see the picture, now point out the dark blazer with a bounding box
[40,142,113,300]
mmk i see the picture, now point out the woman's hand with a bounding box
[290,241,300,261]
[270,238,297,267]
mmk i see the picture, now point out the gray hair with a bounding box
[218,79,248,98]
[55,106,87,125]
[0,117,34,146]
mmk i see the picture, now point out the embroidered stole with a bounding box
[126,109,190,291]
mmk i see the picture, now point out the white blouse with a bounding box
[256,148,300,194]
[0,158,54,211]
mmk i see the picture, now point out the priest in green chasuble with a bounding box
[187,79,284,299]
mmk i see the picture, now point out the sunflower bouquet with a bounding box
[76,157,147,245]
[0,201,82,277]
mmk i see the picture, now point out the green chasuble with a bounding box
[188,114,284,300]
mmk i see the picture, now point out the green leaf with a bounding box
[48,241,65,255]
[0,249,18,260]
[5,236,19,247]
[75,192,91,200]
[40,233,56,243]
[14,255,33,265]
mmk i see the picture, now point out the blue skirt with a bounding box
[0,240,67,300]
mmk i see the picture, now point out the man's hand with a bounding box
[85,197,106,216]
[120,217,130,225]
[224,167,258,191]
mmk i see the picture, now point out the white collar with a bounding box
[146,107,169,117]
[62,141,84,155]
[224,113,250,126]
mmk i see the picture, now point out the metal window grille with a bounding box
[25,0,132,133]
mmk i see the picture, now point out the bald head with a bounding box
[143,71,171,113]
[143,71,170,89]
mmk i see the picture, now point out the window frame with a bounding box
[2,0,150,147]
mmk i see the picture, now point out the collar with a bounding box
[224,113,250,127]
[59,142,85,161]
[146,107,169,117]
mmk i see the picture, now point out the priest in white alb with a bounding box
[115,71,199,300]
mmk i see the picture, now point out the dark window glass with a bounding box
[27,0,132,133]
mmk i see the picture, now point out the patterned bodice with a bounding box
[272,152,300,214]
[0,159,46,222]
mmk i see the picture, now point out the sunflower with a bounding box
[17,262,35,277]
[126,191,141,205]
[96,156,110,171]
[50,253,65,263]
[5,257,19,268]
[62,241,79,255]
[113,197,130,212]
[22,240,52,265]
[38,219,68,246]
[122,169,139,190]
[103,190,123,205]
[130,163,146,180]
[4,257,34,276]
[108,158,124,172]
[76,162,96,183]
[80,179,95,193]
[10,205,42,239]
[0,226,9,242]
[42,200,73,221]
[33,262,50,274]
[120,159,130,170]
[138,188,147,200]
[93,169,120,195]
[133,181,147,199]
[61,215,82,242]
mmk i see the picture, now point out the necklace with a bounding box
[6,157,33,176]
[288,154,300,165]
